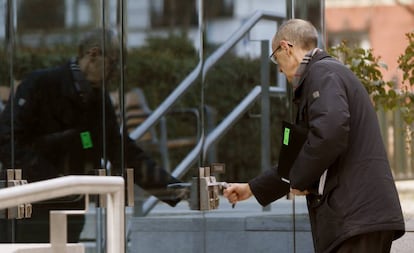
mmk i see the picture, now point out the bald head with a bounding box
[77,28,119,59]
[77,28,120,85]
[273,19,318,51]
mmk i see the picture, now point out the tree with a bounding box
[397,32,414,124]
[328,31,414,126]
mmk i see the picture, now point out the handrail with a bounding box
[202,11,284,77]
[0,176,125,253]
[129,61,202,140]
[202,86,285,159]
[142,86,286,215]
[129,10,284,141]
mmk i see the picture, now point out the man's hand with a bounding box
[223,183,253,206]
[290,188,309,196]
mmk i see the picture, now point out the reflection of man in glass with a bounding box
[0,28,184,243]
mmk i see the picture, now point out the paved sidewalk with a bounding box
[82,180,414,252]
[391,180,414,253]
[146,180,414,253]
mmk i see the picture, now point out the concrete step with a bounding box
[0,243,84,253]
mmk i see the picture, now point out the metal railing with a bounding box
[142,85,286,214]
[127,10,286,215]
[0,176,125,253]
[377,109,414,180]
[129,10,284,141]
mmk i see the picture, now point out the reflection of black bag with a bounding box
[277,121,308,183]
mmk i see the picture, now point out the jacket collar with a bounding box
[60,61,78,98]
[293,50,332,101]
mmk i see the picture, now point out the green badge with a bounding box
[80,131,93,149]
[283,127,290,146]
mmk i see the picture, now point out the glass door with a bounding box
[0,0,326,252]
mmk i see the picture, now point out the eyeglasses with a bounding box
[269,42,293,64]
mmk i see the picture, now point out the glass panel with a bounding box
[127,0,200,171]
[124,0,204,251]
[0,0,126,246]
[0,0,327,252]
[201,1,323,252]
[0,0,203,248]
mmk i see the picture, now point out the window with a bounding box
[150,0,197,28]
[150,0,234,28]
[17,0,65,31]
[205,0,234,19]
[327,30,370,49]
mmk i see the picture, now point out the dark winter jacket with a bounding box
[249,51,405,253]
[0,61,181,206]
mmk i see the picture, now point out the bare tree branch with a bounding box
[395,0,414,16]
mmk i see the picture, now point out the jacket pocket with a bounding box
[308,175,344,252]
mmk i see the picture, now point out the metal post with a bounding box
[260,40,271,212]
[394,109,406,178]
[107,190,125,253]
[50,211,68,253]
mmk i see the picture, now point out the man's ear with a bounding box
[280,40,290,51]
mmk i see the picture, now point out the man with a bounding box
[0,28,184,242]
[224,19,405,253]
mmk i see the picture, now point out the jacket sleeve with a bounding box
[10,74,41,143]
[290,64,350,191]
[248,166,290,206]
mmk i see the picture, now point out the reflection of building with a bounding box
[326,0,414,83]
[0,0,289,57]
[2,3,411,105]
